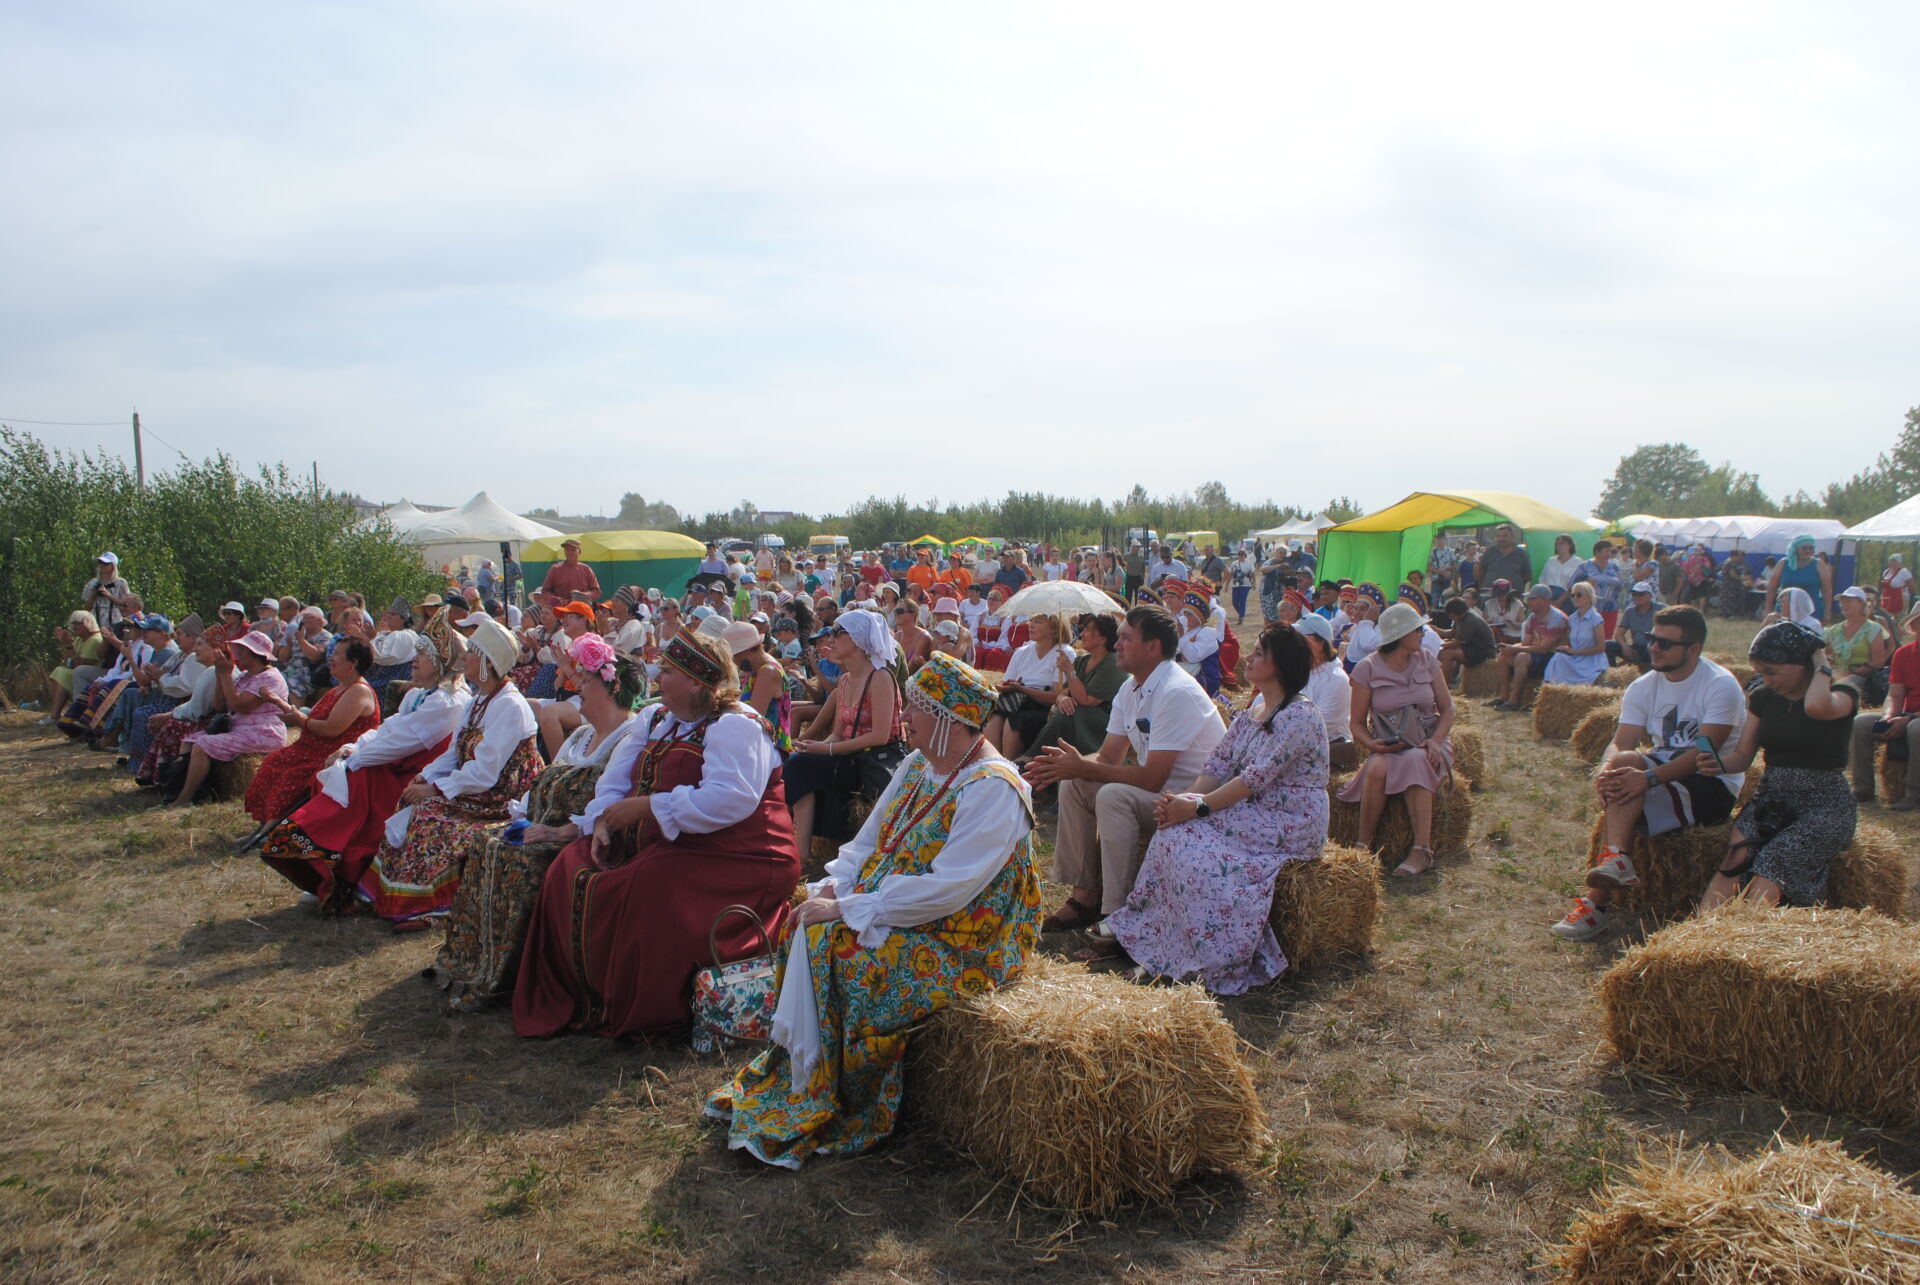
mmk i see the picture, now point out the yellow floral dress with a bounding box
[707,754,1040,1168]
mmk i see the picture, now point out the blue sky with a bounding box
[4,1,1916,521]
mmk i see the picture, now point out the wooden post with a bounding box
[132,411,144,488]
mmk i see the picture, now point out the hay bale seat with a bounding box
[1582,815,1907,924]
[207,753,264,802]
[1600,902,1920,1126]
[1450,725,1488,791]
[1569,708,1620,765]
[1596,664,1638,689]
[1268,844,1381,971]
[1532,684,1620,741]
[1459,660,1503,699]
[1877,742,1909,805]
[1707,654,1757,690]
[913,957,1265,1214]
[1556,1140,1920,1283]
[1327,770,1475,863]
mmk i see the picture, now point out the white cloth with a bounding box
[1618,659,1748,796]
[505,714,636,821]
[1003,641,1071,690]
[1106,659,1226,790]
[612,617,651,657]
[772,927,824,1083]
[958,599,989,632]
[1420,625,1443,657]
[177,664,221,722]
[1344,619,1381,665]
[1539,555,1582,592]
[571,705,778,838]
[318,686,471,807]
[1304,662,1352,740]
[1778,587,1820,630]
[1041,560,1069,581]
[1148,559,1189,585]
[160,653,207,699]
[380,685,527,846]
[370,629,420,667]
[1177,625,1220,664]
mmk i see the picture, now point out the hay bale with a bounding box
[1450,725,1488,791]
[1584,817,1729,924]
[1596,664,1638,689]
[1532,684,1619,741]
[1459,660,1502,698]
[1827,823,1913,920]
[1880,745,1908,805]
[1329,772,1474,863]
[1600,902,1920,1126]
[1556,1140,1920,1283]
[915,957,1265,1213]
[207,753,263,802]
[1707,654,1757,689]
[1268,844,1381,970]
[1570,708,1619,765]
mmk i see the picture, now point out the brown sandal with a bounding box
[1072,936,1125,963]
[1042,896,1099,933]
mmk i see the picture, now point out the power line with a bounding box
[0,416,128,426]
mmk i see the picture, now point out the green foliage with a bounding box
[1823,405,1920,526]
[0,427,436,670]
[614,492,681,528]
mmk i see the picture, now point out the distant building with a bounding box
[753,510,797,526]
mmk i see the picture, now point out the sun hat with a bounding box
[696,613,731,640]
[561,537,582,549]
[220,600,247,616]
[1377,602,1425,647]
[1292,613,1334,644]
[228,631,274,661]
[689,605,714,622]
[933,621,960,640]
[933,597,960,614]
[749,611,769,624]
[1489,578,1513,593]
[721,621,763,655]
[256,597,278,610]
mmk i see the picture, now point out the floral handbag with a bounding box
[689,904,780,1055]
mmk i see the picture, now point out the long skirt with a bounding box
[124,692,184,773]
[138,713,208,783]
[429,762,607,1011]
[1732,765,1857,907]
[259,740,447,910]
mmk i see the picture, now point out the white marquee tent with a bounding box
[1842,493,1920,543]
[376,492,563,568]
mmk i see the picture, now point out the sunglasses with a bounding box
[827,626,848,638]
[1647,636,1689,651]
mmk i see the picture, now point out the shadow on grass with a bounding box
[150,903,415,975]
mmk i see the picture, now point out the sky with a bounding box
[4,1,1917,523]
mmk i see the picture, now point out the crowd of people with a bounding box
[28,519,1920,1167]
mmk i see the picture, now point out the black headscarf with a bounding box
[1747,620,1826,667]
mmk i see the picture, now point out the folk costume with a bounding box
[709,653,1041,1170]
[243,676,382,825]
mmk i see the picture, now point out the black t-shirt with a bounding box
[1450,611,1498,664]
[1478,546,1532,590]
[1749,680,1858,772]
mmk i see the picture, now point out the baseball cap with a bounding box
[139,614,172,633]
[1631,581,1656,596]
[1291,613,1333,644]
[1526,584,1553,600]
[1837,585,1870,603]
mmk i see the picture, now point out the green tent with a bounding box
[520,529,706,598]
[1319,490,1600,588]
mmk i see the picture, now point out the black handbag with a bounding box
[855,740,908,798]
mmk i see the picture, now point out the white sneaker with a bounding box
[297,892,319,904]
[1585,850,1640,890]
[1550,896,1612,941]
[36,715,54,726]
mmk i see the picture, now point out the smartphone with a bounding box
[1693,733,1725,772]
[1375,739,1406,752]
[1871,719,1893,736]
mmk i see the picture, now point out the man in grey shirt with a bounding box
[1477,524,1532,592]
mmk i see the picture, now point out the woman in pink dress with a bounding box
[1103,625,1329,990]
[167,630,290,807]
[1338,603,1455,877]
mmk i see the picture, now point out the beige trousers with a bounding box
[1052,778,1160,915]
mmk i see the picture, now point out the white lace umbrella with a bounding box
[994,580,1126,617]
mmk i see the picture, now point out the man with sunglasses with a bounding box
[1024,605,1224,937]
[1552,605,1746,941]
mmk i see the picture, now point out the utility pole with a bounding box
[132,411,145,488]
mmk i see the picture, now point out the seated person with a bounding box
[1542,581,1609,686]
[1483,579,1526,645]
[260,617,471,911]
[238,637,381,844]
[1286,614,1356,770]
[707,652,1038,1168]
[432,638,643,1010]
[1340,604,1455,877]
[1850,606,1920,810]
[361,618,542,929]
[1552,607,1745,940]
[1490,585,1568,711]
[1606,581,1659,669]
[44,611,109,726]
[167,631,290,807]
[1104,625,1329,989]
[785,611,903,857]
[124,615,205,773]
[513,634,799,1039]
[1436,597,1499,688]
[984,612,1076,759]
[1018,613,1124,760]
[136,629,225,788]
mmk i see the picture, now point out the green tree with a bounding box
[1823,405,1920,525]
[1594,444,1712,519]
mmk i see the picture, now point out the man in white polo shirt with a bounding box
[1025,604,1225,932]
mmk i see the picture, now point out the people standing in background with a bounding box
[81,552,136,633]
[1230,547,1256,623]
[1879,553,1913,618]
[1764,535,1832,623]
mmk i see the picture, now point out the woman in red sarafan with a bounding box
[242,637,381,834]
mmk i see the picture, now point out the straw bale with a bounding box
[1329,772,1474,862]
[1708,654,1757,690]
[1268,844,1380,970]
[1827,823,1913,921]
[1557,1139,1920,1283]
[1596,664,1638,689]
[914,957,1265,1213]
[1450,725,1488,791]
[1584,817,1730,924]
[1879,745,1908,805]
[1532,684,1620,741]
[207,753,263,802]
[1459,660,1502,698]
[1600,901,1920,1126]
[1570,708,1620,765]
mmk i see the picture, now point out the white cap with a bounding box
[221,600,246,615]
[96,551,119,564]
[1631,581,1656,596]
[1837,585,1870,603]
[259,597,280,609]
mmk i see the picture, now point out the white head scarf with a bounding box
[838,607,899,670]
[1778,586,1820,630]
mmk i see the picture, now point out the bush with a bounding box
[0,428,436,671]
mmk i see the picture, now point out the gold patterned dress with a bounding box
[707,750,1040,1169]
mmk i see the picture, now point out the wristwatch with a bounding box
[1644,769,1660,791]
[1194,799,1212,818]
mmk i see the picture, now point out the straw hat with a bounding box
[1377,602,1424,647]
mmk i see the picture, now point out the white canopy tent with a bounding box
[1842,493,1920,543]
[1252,513,1335,540]
[392,492,563,568]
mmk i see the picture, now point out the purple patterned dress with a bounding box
[1106,698,1330,993]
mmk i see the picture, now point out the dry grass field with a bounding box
[2,615,1915,1283]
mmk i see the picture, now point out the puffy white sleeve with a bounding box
[346,689,470,769]
[430,689,538,799]
[1178,627,1220,662]
[160,655,205,698]
[834,772,1031,948]
[650,713,777,840]
[572,706,663,833]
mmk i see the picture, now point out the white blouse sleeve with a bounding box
[1178,627,1220,662]
[573,705,662,833]
[650,712,777,840]
[346,689,471,769]
[834,772,1031,948]
[430,689,538,799]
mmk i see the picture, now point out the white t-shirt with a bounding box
[1106,660,1227,791]
[1539,555,1582,591]
[973,557,1000,582]
[612,617,650,657]
[1003,641,1071,690]
[1304,662,1352,740]
[1042,560,1069,581]
[1618,658,1747,795]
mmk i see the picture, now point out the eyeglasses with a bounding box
[1647,636,1689,651]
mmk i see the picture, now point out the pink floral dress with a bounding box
[1106,698,1330,993]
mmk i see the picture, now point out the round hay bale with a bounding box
[1827,822,1913,920]
[1600,902,1920,1126]
[1569,708,1619,765]
[207,753,264,802]
[1459,660,1503,699]
[1328,773,1474,863]
[1556,1140,1920,1283]
[1269,844,1381,970]
[1531,684,1620,741]
[1585,816,1732,924]
[1450,725,1488,791]
[913,957,1266,1213]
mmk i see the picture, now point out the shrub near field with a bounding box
[0,428,436,675]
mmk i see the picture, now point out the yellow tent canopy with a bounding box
[520,529,706,596]
[908,533,946,550]
[1320,490,1599,587]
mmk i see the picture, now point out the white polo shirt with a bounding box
[1106,659,1225,791]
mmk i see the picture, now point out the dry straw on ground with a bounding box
[1450,725,1488,790]
[1328,772,1474,861]
[1570,708,1620,765]
[1532,684,1620,741]
[1556,1139,1920,1284]
[1268,843,1380,971]
[1600,902,1920,1126]
[913,956,1266,1214]
[1707,654,1757,689]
